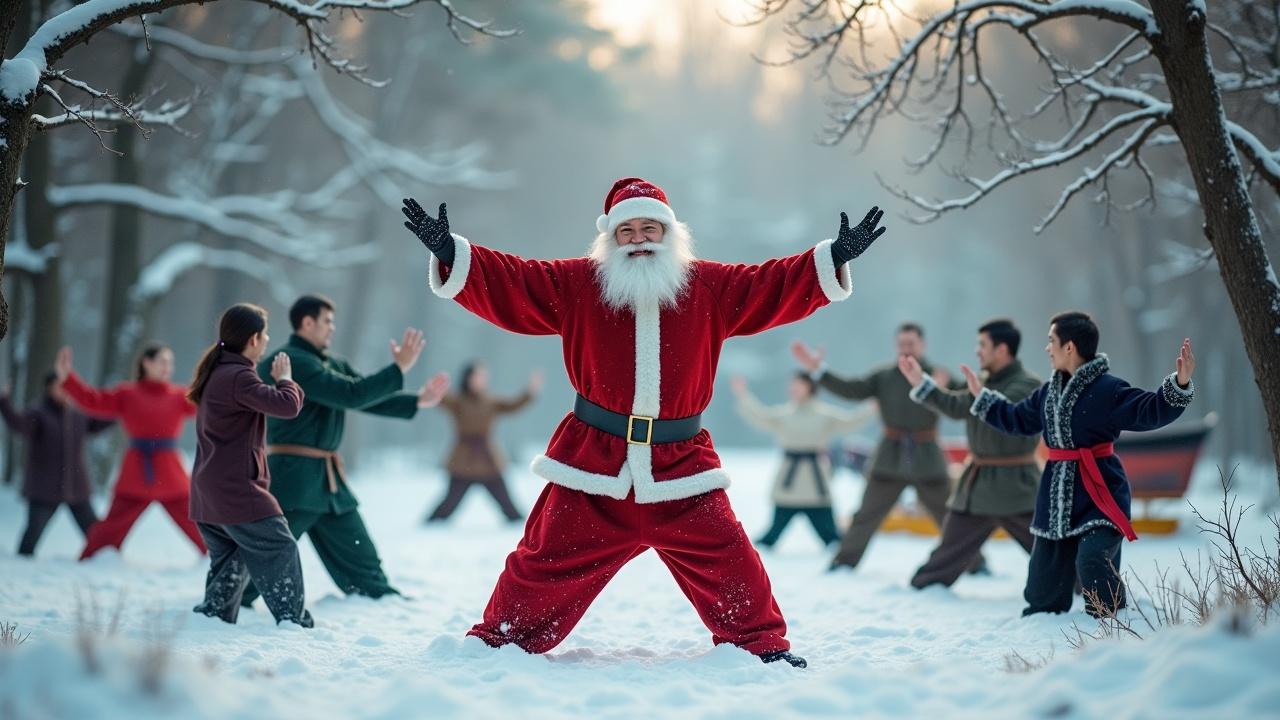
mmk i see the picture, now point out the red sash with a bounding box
[1046,443,1137,541]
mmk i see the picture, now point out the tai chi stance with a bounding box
[404,177,886,667]
[966,312,1195,617]
[900,319,1041,588]
[425,363,542,524]
[58,345,208,559]
[189,304,313,627]
[240,295,447,607]
[1,374,113,556]
[731,373,873,548]
[793,325,958,571]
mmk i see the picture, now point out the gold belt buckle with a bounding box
[627,414,654,445]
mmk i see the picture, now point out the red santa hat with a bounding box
[596,177,678,235]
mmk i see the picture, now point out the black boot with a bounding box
[760,650,807,668]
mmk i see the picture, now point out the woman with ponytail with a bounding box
[188,304,311,628]
[57,343,208,560]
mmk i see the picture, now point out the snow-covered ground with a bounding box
[2,449,1278,719]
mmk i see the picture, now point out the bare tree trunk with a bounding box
[21,98,60,403]
[99,46,158,383]
[1150,0,1280,492]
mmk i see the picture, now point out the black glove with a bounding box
[830,206,886,267]
[402,198,455,267]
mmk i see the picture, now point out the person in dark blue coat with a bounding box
[960,311,1195,618]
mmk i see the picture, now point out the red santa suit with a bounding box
[430,182,852,656]
[62,371,207,559]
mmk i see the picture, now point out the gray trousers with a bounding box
[195,515,312,628]
[911,510,1034,588]
[831,473,951,569]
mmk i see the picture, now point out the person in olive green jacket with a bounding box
[241,295,448,607]
[899,319,1042,588]
[792,323,959,571]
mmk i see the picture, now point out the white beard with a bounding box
[589,221,696,311]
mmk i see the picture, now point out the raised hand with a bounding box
[270,353,292,382]
[897,355,925,387]
[401,198,455,266]
[55,346,73,382]
[528,369,545,395]
[417,371,450,408]
[730,375,748,396]
[1175,338,1195,388]
[790,340,825,373]
[959,364,984,397]
[831,206,887,266]
[391,328,426,373]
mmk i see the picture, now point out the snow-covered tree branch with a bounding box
[0,0,511,343]
[743,0,1280,490]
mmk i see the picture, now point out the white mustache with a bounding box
[619,242,666,257]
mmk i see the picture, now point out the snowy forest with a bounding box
[1,1,1278,718]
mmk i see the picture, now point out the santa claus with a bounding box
[402,178,886,667]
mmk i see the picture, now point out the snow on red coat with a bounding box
[429,235,851,503]
[62,372,197,501]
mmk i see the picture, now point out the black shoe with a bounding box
[760,650,807,668]
[827,560,855,573]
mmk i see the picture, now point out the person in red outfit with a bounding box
[56,344,208,559]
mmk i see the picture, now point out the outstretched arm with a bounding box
[710,207,885,338]
[1112,339,1196,431]
[0,393,36,435]
[966,364,1045,437]
[731,377,786,434]
[404,199,579,336]
[55,347,126,419]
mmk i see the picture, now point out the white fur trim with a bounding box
[602,197,677,237]
[909,374,937,404]
[1160,373,1195,407]
[530,454,632,500]
[813,239,852,302]
[428,233,472,300]
[596,214,609,233]
[969,387,1007,420]
[633,462,732,503]
[632,300,661,417]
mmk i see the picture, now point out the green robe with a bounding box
[817,360,954,481]
[910,359,1042,516]
[258,334,418,515]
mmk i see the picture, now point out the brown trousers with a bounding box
[831,473,951,569]
[910,510,1034,588]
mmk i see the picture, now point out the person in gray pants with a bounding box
[187,303,313,627]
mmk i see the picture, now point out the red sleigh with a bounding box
[834,413,1217,536]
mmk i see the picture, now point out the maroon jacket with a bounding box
[190,351,304,525]
[0,394,114,504]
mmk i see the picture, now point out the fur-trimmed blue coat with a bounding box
[970,355,1194,540]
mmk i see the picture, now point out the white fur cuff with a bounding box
[969,387,1008,420]
[909,375,937,404]
[429,233,472,300]
[813,239,852,302]
[1160,373,1195,408]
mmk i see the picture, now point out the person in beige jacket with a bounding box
[732,373,874,548]
[426,362,542,523]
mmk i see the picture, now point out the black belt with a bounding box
[573,394,702,445]
[782,451,827,499]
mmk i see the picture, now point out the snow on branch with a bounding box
[132,242,295,303]
[1228,122,1280,197]
[0,0,512,105]
[31,97,192,133]
[47,182,379,267]
[3,235,58,273]
[739,0,1254,232]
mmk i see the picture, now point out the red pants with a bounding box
[80,493,208,560]
[468,484,789,655]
